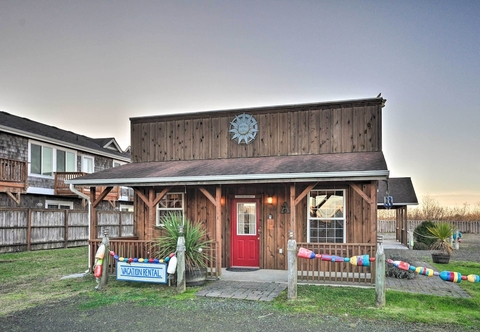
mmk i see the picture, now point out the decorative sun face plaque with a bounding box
[229,113,258,144]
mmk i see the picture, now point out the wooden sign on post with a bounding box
[116,261,168,284]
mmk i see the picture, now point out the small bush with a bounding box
[413,242,429,250]
[414,220,436,246]
[385,254,416,279]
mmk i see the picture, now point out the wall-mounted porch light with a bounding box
[267,195,273,205]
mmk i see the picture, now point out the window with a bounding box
[119,204,134,212]
[29,142,76,177]
[307,189,345,243]
[82,156,94,173]
[156,192,184,226]
[45,200,73,209]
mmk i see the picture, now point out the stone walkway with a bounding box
[196,280,287,301]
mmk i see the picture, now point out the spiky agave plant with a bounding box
[426,222,454,256]
[154,213,212,271]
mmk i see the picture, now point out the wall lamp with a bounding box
[267,195,273,205]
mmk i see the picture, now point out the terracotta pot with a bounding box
[431,253,450,264]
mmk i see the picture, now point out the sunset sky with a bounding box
[1,1,479,208]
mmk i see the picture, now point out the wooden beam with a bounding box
[92,186,113,208]
[133,187,150,206]
[90,187,97,240]
[290,184,296,237]
[6,192,21,205]
[199,187,218,207]
[370,181,377,241]
[148,188,155,240]
[294,183,317,206]
[152,187,172,207]
[349,183,372,205]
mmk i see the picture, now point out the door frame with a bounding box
[229,197,261,268]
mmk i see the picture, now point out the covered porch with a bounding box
[67,152,388,284]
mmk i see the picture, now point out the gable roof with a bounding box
[0,111,130,162]
[377,177,418,207]
[66,151,389,186]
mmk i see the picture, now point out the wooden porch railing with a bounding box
[297,243,376,285]
[0,158,28,192]
[89,239,218,279]
[55,172,120,200]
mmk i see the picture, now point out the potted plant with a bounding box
[154,213,212,286]
[426,222,454,264]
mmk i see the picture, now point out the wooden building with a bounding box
[69,97,390,281]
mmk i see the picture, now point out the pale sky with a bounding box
[1,1,479,208]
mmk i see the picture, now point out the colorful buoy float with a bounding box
[386,259,480,284]
[297,247,375,267]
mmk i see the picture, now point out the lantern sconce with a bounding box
[267,195,273,205]
[383,180,394,209]
[221,197,225,206]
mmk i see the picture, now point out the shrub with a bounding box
[385,254,416,279]
[414,220,436,246]
[413,242,429,250]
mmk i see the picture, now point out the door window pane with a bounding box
[66,152,76,171]
[237,203,256,235]
[31,144,41,174]
[56,150,65,172]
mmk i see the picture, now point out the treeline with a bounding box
[378,196,480,221]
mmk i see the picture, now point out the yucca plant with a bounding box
[154,213,212,271]
[426,222,454,256]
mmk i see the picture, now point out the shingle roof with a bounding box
[377,177,418,207]
[0,111,130,160]
[67,151,389,186]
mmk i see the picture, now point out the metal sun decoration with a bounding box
[229,113,258,144]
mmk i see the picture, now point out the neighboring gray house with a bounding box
[0,111,132,210]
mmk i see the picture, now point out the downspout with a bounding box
[70,184,92,272]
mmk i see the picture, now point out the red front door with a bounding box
[230,198,260,267]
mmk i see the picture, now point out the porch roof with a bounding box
[377,177,418,208]
[66,151,389,187]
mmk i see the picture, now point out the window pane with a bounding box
[66,152,76,171]
[82,157,94,173]
[308,190,345,243]
[31,144,41,174]
[42,146,53,176]
[237,203,256,235]
[56,150,65,172]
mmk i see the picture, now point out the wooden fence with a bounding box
[378,220,480,234]
[0,208,133,253]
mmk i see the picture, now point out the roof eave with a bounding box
[66,170,390,186]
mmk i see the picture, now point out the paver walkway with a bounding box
[196,280,287,301]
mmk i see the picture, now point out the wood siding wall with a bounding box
[131,102,382,162]
[134,181,376,270]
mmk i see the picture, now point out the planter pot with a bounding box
[186,266,207,287]
[431,253,450,264]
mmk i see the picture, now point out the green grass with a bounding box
[1,247,480,328]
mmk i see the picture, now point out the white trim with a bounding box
[0,125,130,162]
[27,187,55,195]
[45,199,74,209]
[66,170,390,186]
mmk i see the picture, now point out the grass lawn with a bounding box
[1,247,479,328]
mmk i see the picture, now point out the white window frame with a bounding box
[113,160,125,167]
[45,199,74,209]
[156,192,184,226]
[307,189,346,243]
[119,204,134,212]
[81,155,95,173]
[28,141,77,178]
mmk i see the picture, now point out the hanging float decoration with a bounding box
[387,259,480,283]
[93,244,106,278]
[297,247,375,266]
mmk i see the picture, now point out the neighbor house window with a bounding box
[45,200,73,209]
[156,192,184,226]
[29,142,76,177]
[81,156,94,173]
[307,189,346,243]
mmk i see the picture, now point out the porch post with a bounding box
[287,230,297,300]
[215,186,222,277]
[176,226,186,293]
[290,184,296,236]
[375,235,386,307]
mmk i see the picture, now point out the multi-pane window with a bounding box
[30,142,76,177]
[307,189,345,243]
[236,203,256,235]
[156,193,184,226]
